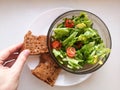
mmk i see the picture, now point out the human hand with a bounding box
[0,43,30,90]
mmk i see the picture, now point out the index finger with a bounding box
[11,49,30,76]
[0,43,23,61]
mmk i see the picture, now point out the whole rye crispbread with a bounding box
[32,53,61,86]
[23,31,48,54]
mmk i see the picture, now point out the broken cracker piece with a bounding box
[23,31,48,54]
[32,53,61,86]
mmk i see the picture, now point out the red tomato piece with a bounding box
[52,40,61,49]
[64,19,74,28]
[66,47,76,58]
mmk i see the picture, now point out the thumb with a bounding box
[11,49,30,74]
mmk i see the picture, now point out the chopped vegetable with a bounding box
[76,23,86,29]
[52,40,61,49]
[66,47,76,58]
[53,28,69,39]
[64,19,74,28]
[62,31,78,48]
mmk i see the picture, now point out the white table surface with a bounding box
[0,0,120,90]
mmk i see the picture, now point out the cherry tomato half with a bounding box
[64,19,74,28]
[66,47,76,58]
[52,40,61,49]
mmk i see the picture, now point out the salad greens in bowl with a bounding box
[47,10,111,74]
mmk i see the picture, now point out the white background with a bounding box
[0,0,120,90]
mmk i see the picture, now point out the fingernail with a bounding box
[23,49,30,56]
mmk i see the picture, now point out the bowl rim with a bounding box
[47,10,112,74]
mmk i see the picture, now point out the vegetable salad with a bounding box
[51,12,110,70]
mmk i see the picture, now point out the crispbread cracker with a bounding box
[32,53,61,86]
[23,31,48,54]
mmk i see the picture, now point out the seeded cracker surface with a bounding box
[32,53,61,86]
[23,31,48,54]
